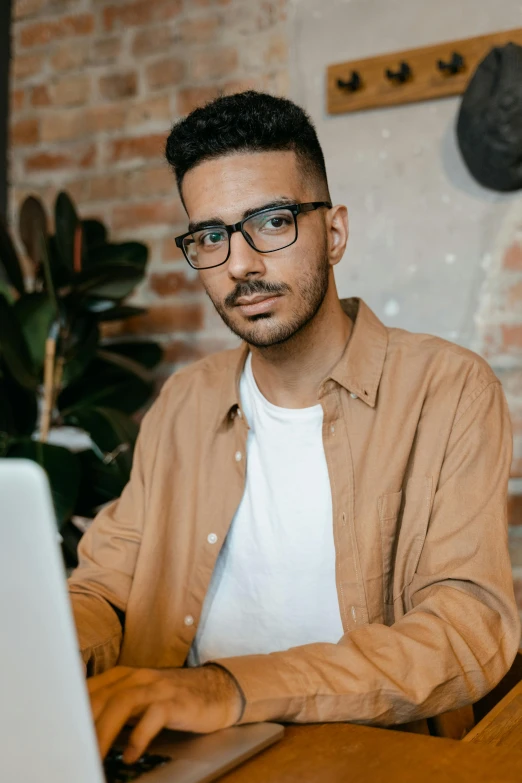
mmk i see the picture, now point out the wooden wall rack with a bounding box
[327,27,522,115]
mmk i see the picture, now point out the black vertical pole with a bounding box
[0,0,12,220]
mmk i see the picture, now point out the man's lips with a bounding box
[235,294,282,316]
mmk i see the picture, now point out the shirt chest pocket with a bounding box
[378,476,433,606]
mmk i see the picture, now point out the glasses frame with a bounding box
[174,201,332,270]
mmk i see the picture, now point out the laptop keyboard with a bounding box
[104,748,172,782]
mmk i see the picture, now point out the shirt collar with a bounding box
[216,297,389,430]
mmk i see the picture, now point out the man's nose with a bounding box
[227,230,267,279]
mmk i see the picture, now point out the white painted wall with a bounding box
[289,0,522,346]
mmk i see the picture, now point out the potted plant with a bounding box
[0,191,162,566]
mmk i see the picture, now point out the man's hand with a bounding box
[87,664,244,764]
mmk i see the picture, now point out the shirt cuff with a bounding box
[211,653,302,724]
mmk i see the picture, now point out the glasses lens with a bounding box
[243,208,296,252]
[183,227,229,268]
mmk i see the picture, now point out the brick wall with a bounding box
[8,0,289,378]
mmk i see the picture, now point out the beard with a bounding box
[205,252,331,349]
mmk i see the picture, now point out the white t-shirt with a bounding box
[187,351,343,665]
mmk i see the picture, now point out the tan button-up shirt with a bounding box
[69,297,520,727]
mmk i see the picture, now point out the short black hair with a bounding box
[165,91,330,201]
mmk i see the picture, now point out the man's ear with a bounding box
[327,205,348,267]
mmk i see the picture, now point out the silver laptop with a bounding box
[0,459,283,783]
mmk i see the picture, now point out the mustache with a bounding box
[225,280,290,308]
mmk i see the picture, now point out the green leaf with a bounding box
[58,357,153,415]
[82,219,107,252]
[61,315,99,387]
[55,191,79,271]
[18,195,48,268]
[64,406,138,475]
[74,264,144,300]
[0,215,25,294]
[75,448,128,515]
[0,278,15,303]
[6,439,81,528]
[15,293,57,372]
[85,241,148,271]
[102,341,163,369]
[0,374,38,437]
[0,293,38,390]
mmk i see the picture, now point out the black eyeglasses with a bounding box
[174,201,332,270]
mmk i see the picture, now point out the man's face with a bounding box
[181,150,343,348]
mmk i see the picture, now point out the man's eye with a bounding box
[198,231,226,246]
[262,216,291,230]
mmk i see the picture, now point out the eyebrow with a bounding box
[188,197,295,234]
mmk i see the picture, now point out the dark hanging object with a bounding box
[337,71,362,92]
[385,62,411,84]
[438,52,465,75]
[457,42,522,192]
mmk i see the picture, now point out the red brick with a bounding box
[191,46,238,82]
[177,86,221,115]
[50,41,89,72]
[24,144,96,172]
[504,244,522,271]
[502,325,522,352]
[12,52,45,81]
[178,15,221,44]
[128,166,175,197]
[125,96,172,127]
[111,198,185,231]
[13,0,44,19]
[162,235,186,263]
[132,26,180,57]
[91,37,122,65]
[104,304,204,335]
[30,84,50,106]
[149,271,203,296]
[19,14,95,48]
[41,104,125,143]
[50,74,91,107]
[11,89,25,113]
[99,72,138,101]
[146,58,185,92]
[11,117,39,146]
[103,0,182,31]
[109,134,166,163]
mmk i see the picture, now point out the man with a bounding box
[69,91,520,764]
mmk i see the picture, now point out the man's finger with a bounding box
[87,666,134,695]
[123,702,171,764]
[96,687,152,759]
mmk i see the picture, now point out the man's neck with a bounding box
[248,296,353,409]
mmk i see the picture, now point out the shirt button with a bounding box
[184,615,194,626]
[237,408,242,418]
[235,450,242,462]
[207,533,218,544]
[350,392,358,399]
[330,425,335,434]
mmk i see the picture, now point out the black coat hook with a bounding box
[437,51,465,75]
[385,61,411,84]
[337,71,362,92]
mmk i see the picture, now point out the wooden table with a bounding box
[218,723,522,782]
[465,681,522,751]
